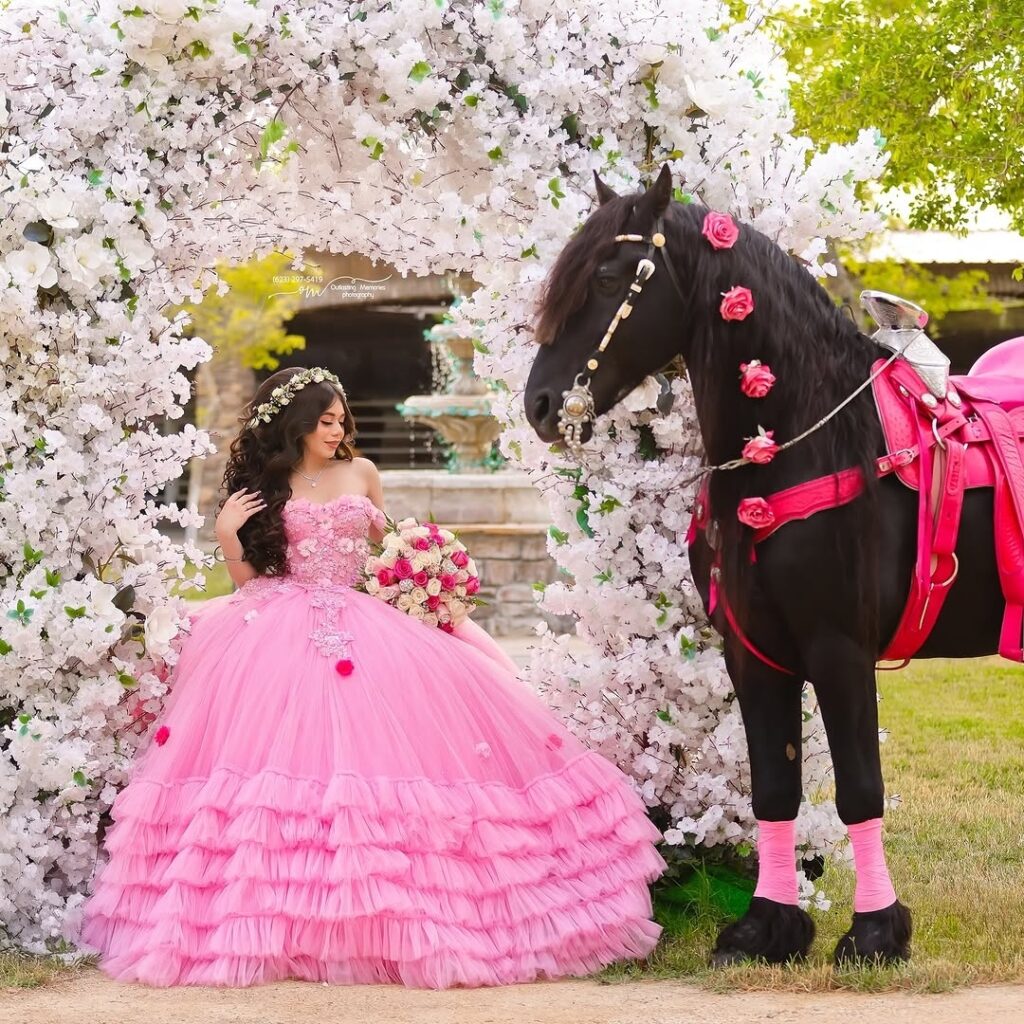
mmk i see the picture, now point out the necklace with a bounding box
[294,462,329,488]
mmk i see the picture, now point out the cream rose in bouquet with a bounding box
[361,516,481,632]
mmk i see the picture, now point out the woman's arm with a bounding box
[215,526,259,587]
[356,457,387,543]
[214,488,264,587]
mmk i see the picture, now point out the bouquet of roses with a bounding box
[362,516,481,632]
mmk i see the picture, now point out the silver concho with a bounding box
[558,375,596,453]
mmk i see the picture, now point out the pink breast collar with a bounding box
[690,353,1024,673]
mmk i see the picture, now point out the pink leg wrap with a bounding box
[848,817,898,912]
[752,819,798,906]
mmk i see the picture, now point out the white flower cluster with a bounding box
[0,0,884,946]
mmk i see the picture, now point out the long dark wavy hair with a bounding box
[220,367,356,576]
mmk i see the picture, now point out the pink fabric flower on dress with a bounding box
[393,558,414,581]
[720,286,754,322]
[739,359,776,398]
[546,733,564,750]
[701,211,739,250]
[741,429,780,465]
[737,497,775,529]
[475,741,492,759]
[154,725,170,746]
[335,658,354,676]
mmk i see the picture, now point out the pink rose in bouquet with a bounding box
[361,515,482,630]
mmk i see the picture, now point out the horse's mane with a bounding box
[534,199,636,345]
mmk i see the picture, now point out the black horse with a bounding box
[524,166,1005,966]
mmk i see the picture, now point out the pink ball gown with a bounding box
[80,493,665,988]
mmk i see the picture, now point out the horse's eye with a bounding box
[595,273,619,295]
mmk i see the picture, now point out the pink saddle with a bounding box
[872,349,1024,661]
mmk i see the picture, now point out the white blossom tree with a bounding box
[0,0,886,949]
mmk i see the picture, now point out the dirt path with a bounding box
[5,973,1023,1024]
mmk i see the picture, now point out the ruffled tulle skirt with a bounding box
[80,578,665,987]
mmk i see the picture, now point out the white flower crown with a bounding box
[248,367,346,428]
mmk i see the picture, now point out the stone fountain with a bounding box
[396,322,502,472]
[386,319,571,635]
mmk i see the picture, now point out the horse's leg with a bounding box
[712,649,815,966]
[805,638,912,965]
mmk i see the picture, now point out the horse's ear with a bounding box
[594,172,619,206]
[639,164,673,217]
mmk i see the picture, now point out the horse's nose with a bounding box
[525,388,561,441]
[529,388,553,426]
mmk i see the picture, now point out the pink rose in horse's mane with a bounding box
[739,359,775,398]
[720,285,755,322]
[737,497,775,529]
[701,211,739,250]
[742,430,779,465]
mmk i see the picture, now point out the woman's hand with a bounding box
[216,489,266,537]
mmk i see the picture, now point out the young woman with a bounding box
[80,366,665,988]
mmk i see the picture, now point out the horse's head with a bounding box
[525,165,688,445]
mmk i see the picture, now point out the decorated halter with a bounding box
[248,367,346,428]
[557,215,686,454]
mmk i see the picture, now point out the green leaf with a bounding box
[644,77,659,109]
[232,32,252,56]
[188,39,213,59]
[0,639,11,655]
[45,569,61,587]
[259,117,286,160]
[487,145,503,160]
[594,569,612,583]
[73,770,87,787]
[548,526,569,545]
[23,543,43,567]
[531,582,547,592]
[656,709,672,722]
[64,605,87,619]
[575,506,595,538]
[29,589,47,600]
[361,136,384,160]
[87,168,103,186]
[520,244,538,259]
[118,671,137,688]
[408,61,431,82]
[464,94,479,107]
[122,4,145,15]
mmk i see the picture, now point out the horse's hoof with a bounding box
[833,900,912,966]
[711,896,815,967]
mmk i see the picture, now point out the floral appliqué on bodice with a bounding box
[235,494,385,664]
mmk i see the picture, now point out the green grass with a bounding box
[604,656,1024,992]
[0,951,92,989]
[4,659,1021,992]
[171,560,235,601]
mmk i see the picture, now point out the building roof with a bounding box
[867,230,1024,265]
